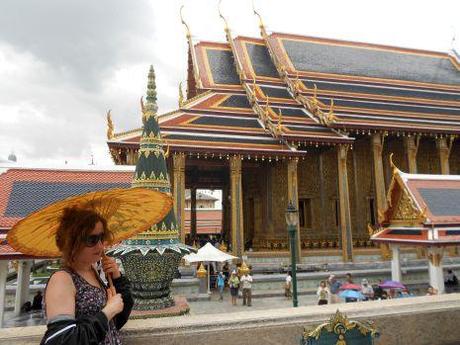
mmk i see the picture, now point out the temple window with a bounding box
[299,198,312,229]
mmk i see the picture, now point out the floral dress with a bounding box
[63,269,122,345]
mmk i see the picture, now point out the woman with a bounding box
[285,272,292,298]
[228,270,240,306]
[41,207,134,345]
[217,272,225,301]
[316,280,330,305]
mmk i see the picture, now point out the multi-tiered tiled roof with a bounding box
[0,166,134,258]
[108,15,460,159]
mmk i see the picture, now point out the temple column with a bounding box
[0,261,8,328]
[230,156,244,257]
[372,133,391,259]
[337,145,353,262]
[437,137,451,175]
[173,153,186,243]
[287,158,301,263]
[190,187,197,245]
[390,245,402,282]
[14,260,32,316]
[318,153,327,234]
[427,247,445,294]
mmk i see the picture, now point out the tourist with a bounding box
[445,269,458,286]
[373,279,384,300]
[285,271,292,298]
[328,274,341,304]
[217,272,225,301]
[426,286,438,296]
[345,273,353,284]
[361,279,374,301]
[229,270,240,306]
[41,207,133,345]
[317,280,330,305]
[240,272,253,307]
[32,291,43,311]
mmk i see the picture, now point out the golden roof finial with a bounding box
[252,1,266,34]
[178,82,184,108]
[164,141,170,158]
[106,110,114,140]
[218,0,230,33]
[389,153,401,175]
[180,5,191,39]
[140,96,146,125]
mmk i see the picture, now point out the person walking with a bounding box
[317,280,330,305]
[240,272,253,307]
[285,272,292,298]
[328,274,341,304]
[228,270,240,306]
[217,272,225,301]
[361,279,374,301]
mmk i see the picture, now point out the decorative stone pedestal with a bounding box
[129,296,189,319]
[121,251,182,310]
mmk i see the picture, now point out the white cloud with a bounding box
[0,0,459,165]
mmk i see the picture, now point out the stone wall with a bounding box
[3,294,460,345]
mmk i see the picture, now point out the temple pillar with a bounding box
[0,261,8,328]
[390,245,402,282]
[404,136,425,258]
[14,260,32,316]
[437,137,451,175]
[287,158,301,263]
[318,153,327,234]
[230,156,244,257]
[427,247,445,294]
[173,153,186,243]
[372,133,391,260]
[404,136,419,174]
[337,145,353,262]
[190,187,197,245]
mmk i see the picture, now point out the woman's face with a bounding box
[75,221,105,265]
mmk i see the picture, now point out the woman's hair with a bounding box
[56,206,111,265]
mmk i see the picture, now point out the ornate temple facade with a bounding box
[107,17,460,262]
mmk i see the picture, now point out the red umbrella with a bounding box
[340,283,362,291]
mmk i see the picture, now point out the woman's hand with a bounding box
[102,288,124,321]
[101,255,121,279]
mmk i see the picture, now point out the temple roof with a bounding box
[371,166,460,246]
[0,166,134,259]
[108,26,460,157]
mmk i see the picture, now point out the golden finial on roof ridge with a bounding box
[389,153,400,175]
[277,108,282,131]
[218,0,230,33]
[180,5,191,39]
[178,82,184,108]
[106,110,114,140]
[252,0,267,36]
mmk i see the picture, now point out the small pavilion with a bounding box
[371,159,460,293]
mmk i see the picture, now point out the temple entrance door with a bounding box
[244,197,255,251]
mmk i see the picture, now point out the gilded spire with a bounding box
[106,110,114,140]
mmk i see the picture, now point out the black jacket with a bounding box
[40,275,134,345]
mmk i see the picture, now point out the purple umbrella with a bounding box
[379,280,406,289]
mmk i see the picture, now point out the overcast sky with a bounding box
[0,0,459,166]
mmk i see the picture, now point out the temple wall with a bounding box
[417,137,441,174]
[450,140,460,175]
[348,137,374,243]
[270,161,289,241]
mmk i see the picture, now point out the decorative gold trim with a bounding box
[106,110,114,140]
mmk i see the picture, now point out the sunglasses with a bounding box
[84,233,105,247]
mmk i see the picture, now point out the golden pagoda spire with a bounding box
[106,110,114,140]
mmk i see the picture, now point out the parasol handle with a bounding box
[102,252,116,295]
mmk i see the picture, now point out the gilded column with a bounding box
[230,155,244,257]
[372,133,391,260]
[437,137,451,175]
[404,136,419,174]
[287,158,302,263]
[173,153,186,243]
[337,145,353,262]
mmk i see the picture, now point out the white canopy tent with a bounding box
[183,243,238,293]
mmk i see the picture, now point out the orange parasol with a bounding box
[7,187,173,258]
